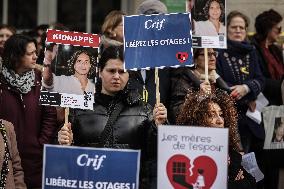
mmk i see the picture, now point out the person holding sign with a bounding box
[0,34,58,188]
[170,48,230,123]
[42,48,96,95]
[176,89,256,189]
[58,46,167,188]
[194,0,225,36]
[0,119,26,189]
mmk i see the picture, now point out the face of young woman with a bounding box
[17,42,38,74]
[206,102,224,128]
[267,23,282,43]
[99,58,129,96]
[275,124,284,138]
[74,53,91,76]
[195,48,217,72]
[0,28,13,48]
[208,1,221,21]
[227,16,247,42]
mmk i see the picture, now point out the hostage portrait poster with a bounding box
[40,29,100,110]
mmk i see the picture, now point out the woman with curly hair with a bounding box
[195,0,225,36]
[176,89,257,189]
[42,48,96,95]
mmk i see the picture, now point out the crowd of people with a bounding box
[0,0,283,189]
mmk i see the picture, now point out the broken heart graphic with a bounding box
[166,154,217,189]
[176,52,189,63]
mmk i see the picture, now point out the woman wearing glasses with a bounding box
[170,48,231,124]
[251,9,284,106]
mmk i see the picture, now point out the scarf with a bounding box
[0,120,11,188]
[2,66,35,94]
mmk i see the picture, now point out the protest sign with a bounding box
[124,13,193,70]
[189,0,227,48]
[40,29,100,110]
[43,145,140,189]
[263,105,284,149]
[158,126,228,189]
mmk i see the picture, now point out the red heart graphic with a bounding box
[166,154,217,189]
[176,52,189,63]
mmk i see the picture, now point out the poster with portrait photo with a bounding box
[263,106,284,149]
[188,0,227,48]
[40,29,100,110]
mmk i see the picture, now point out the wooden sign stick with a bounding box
[155,67,160,104]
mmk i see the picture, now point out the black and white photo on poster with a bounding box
[263,106,284,149]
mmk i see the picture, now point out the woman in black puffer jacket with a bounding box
[58,45,167,189]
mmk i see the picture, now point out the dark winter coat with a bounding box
[216,40,265,140]
[70,89,158,189]
[0,70,58,188]
[251,36,284,105]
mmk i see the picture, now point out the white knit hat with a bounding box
[137,0,168,14]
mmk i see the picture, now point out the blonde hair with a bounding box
[101,10,125,39]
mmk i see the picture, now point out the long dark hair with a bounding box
[255,9,283,41]
[2,34,37,70]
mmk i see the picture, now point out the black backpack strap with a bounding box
[99,101,124,147]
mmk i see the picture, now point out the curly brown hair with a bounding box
[203,0,225,22]
[67,49,96,77]
[176,88,243,152]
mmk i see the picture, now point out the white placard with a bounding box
[158,125,228,189]
[263,105,284,149]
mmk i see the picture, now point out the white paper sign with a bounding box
[246,93,269,124]
[263,105,284,149]
[158,126,228,189]
[241,152,264,182]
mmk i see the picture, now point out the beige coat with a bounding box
[0,120,26,189]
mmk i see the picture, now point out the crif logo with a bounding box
[77,154,106,170]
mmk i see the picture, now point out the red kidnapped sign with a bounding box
[46,29,100,48]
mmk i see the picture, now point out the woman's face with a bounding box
[195,48,216,71]
[208,1,221,21]
[227,16,247,42]
[275,124,284,138]
[0,28,13,48]
[267,23,282,43]
[112,21,124,43]
[99,58,129,96]
[206,102,224,128]
[74,53,91,76]
[17,42,38,73]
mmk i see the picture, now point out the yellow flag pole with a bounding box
[155,67,160,104]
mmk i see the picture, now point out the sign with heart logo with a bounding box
[166,154,217,189]
[158,126,228,189]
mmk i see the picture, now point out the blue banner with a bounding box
[124,13,193,70]
[43,145,140,189]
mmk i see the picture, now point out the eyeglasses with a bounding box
[198,52,217,57]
